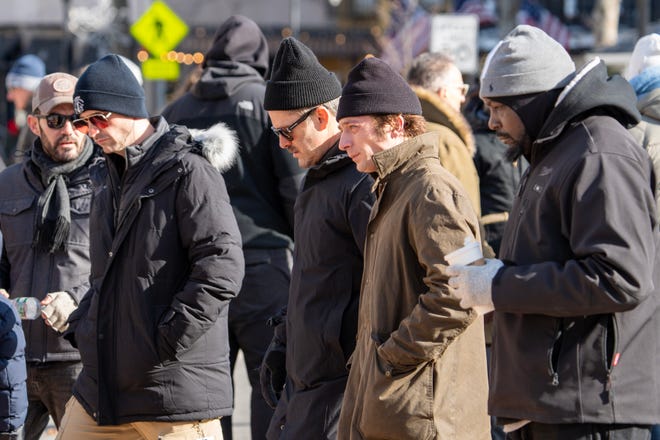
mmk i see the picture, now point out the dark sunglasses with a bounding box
[72,112,113,133]
[271,107,317,141]
[35,113,77,130]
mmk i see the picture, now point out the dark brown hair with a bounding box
[373,114,426,139]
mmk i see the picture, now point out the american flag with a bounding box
[379,0,431,74]
[516,0,570,49]
[456,0,498,27]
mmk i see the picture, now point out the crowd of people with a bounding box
[0,14,659,440]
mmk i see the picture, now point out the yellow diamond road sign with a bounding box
[130,0,188,57]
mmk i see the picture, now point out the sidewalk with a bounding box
[40,351,252,439]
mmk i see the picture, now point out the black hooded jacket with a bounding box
[161,15,304,251]
[490,60,660,424]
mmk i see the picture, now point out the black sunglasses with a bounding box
[271,107,317,141]
[35,113,77,130]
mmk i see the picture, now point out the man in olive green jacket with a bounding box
[336,57,490,440]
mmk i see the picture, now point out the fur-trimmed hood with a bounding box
[412,85,475,156]
[189,122,239,172]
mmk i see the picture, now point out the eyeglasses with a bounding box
[72,112,113,133]
[271,107,317,141]
[457,84,470,96]
[35,113,77,130]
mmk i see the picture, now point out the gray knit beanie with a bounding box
[264,37,341,110]
[480,25,575,99]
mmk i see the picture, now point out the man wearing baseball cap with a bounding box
[0,72,98,440]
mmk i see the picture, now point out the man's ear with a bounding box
[314,106,330,130]
[27,114,41,137]
[391,114,405,138]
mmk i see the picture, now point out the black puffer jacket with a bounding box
[491,60,660,424]
[66,118,244,425]
[0,136,100,363]
[161,15,303,251]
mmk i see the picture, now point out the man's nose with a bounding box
[488,114,499,131]
[338,133,349,151]
[277,134,291,149]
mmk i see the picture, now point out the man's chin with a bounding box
[505,144,523,162]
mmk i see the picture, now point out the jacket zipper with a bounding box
[605,315,620,398]
[547,318,564,386]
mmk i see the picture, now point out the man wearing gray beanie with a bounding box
[260,37,375,439]
[448,25,660,439]
[336,56,490,439]
[56,54,245,439]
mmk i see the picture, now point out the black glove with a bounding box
[260,310,287,409]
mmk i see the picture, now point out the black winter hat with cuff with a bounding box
[264,37,342,110]
[337,56,422,120]
[74,54,148,118]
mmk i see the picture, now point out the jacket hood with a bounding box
[191,63,264,100]
[189,122,239,172]
[538,58,641,143]
[412,85,475,155]
[203,15,269,78]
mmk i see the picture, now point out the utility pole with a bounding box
[637,0,650,38]
[290,0,301,37]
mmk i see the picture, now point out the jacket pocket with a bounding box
[0,197,34,247]
[357,342,434,440]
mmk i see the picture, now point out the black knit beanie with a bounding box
[74,54,148,118]
[203,15,269,78]
[264,37,341,110]
[337,57,422,120]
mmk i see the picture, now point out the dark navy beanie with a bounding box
[337,57,422,120]
[74,54,148,118]
[264,37,341,111]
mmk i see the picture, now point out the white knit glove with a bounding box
[447,259,504,315]
[41,291,76,332]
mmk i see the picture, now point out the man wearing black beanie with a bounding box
[260,37,375,440]
[336,56,490,439]
[56,54,245,439]
[448,25,660,439]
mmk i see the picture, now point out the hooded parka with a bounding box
[338,132,490,440]
[161,16,303,250]
[65,118,244,425]
[491,60,660,425]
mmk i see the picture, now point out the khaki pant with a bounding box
[56,397,223,440]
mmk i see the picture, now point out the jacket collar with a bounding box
[123,116,169,169]
[412,85,475,155]
[372,131,438,182]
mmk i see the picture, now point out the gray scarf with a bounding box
[31,138,93,253]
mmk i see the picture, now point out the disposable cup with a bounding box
[444,238,483,266]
